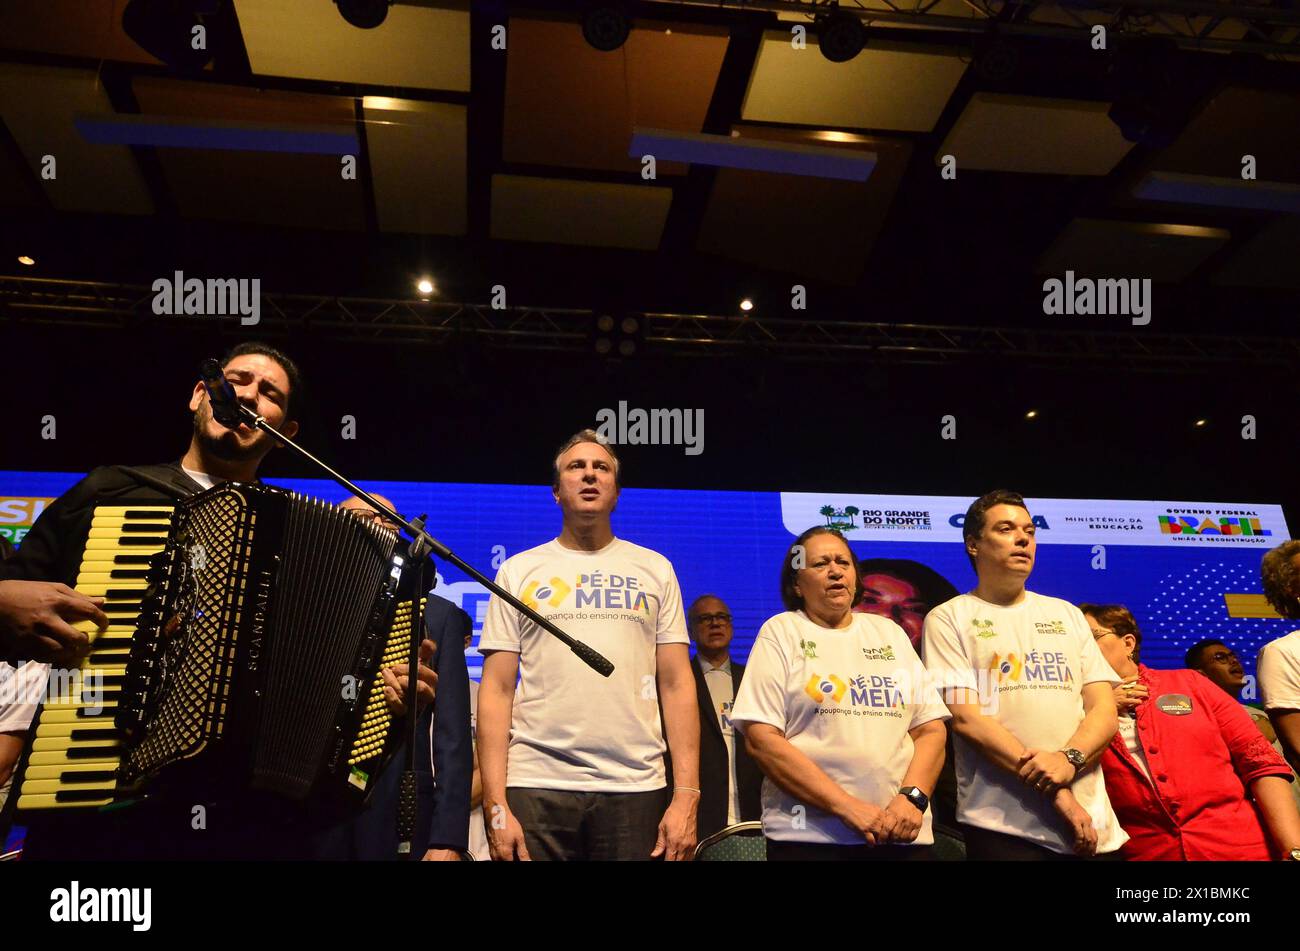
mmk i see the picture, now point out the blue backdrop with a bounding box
[2,471,1293,689]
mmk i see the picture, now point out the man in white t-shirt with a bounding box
[1260,540,1300,778]
[922,489,1127,860]
[476,430,700,861]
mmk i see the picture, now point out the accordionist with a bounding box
[0,343,466,860]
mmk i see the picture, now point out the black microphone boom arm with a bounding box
[225,401,614,678]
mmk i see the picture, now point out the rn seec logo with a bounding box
[49,881,151,932]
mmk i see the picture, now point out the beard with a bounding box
[192,405,268,463]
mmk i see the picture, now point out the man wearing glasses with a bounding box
[687,595,762,839]
[1186,636,1300,808]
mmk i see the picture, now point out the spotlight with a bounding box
[1195,418,1208,428]
[592,310,643,357]
[121,0,219,71]
[583,6,631,53]
[417,278,434,295]
[335,0,390,29]
[816,10,866,63]
[1106,36,1182,148]
[17,255,35,266]
[739,298,754,312]
[974,29,1020,84]
[1025,409,1038,420]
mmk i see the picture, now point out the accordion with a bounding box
[17,482,422,815]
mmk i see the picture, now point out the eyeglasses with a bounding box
[350,510,400,529]
[1208,650,1239,664]
[692,613,732,625]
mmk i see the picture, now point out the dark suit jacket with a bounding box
[315,594,473,859]
[693,657,763,839]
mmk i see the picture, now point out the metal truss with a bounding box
[645,0,1300,58]
[3,274,1297,372]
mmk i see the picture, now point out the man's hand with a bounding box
[651,789,698,861]
[484,801,530,861]
[422,848,462,861]
[1113,679,1148,716]
[1018,749,1075,794]
[0,580,108,665]
[883,794,924,844]
[1052,787,1097,856]
[382,638,437,718]
[834,796,898,846]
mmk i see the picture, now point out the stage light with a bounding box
[974,29,1020,84]
[583,6,631,52]
[1025,409,1038,419]
[335,0,390,29]
[1106,36,1182,147]
[816,10,866,63]
[1195,418,1208,427]
[121,0,218,71]
[592,309,642,357]
[17,255,35,266]
[417,278,434,295]
[740,298,754,312]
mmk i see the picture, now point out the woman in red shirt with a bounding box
[1080,604,1300,861]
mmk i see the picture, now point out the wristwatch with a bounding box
[900,786,930,814]
[1288,848,1300,862]
[1061,748,1086,774]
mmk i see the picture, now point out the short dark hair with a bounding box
[1184,637,1227,670]
[221,341,304,422]
[962,489,1029,569]
[1261,540,1300,619]
[552,429,621,490]
[857,558,959,613]
[780,526,864,612]
[1079,603,1143,663]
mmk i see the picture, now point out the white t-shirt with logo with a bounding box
[478,537,688,792]
[1259,630,1300,712]
[922,590,1128,855]
[729,610,950,845]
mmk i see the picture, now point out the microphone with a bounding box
[198,358,245,428]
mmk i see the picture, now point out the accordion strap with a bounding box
[109,464,202,501]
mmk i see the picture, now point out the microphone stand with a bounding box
[220,402,615,860]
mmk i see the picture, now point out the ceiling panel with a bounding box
[234,0,470,92]
[1151,85,1300,184]
[490,175,672,250]
[939,93,1134,175]
[363,97,466,235]
[742,34,968,132]
[1037,218,1231,282]
[1211,216,1300,288]
[132,77,362,229]
[503,17,729,175]
[0,64,152,215]
[0,0,158,64]
[697,126,912,285]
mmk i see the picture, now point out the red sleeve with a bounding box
[1194,672,1293,787]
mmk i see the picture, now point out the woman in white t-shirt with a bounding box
[730,527,951,861]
